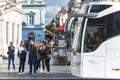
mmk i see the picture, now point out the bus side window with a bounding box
[93,28,104,49]
[84,26,105,53]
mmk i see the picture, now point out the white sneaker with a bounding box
[22,72,25,75]
[33,73,36,76]
[14,70,16,73]
[46,72,50,74]
[18,72,21,75]
[8,70,10,73]
[40,69,43,72]
[36,70,39,73]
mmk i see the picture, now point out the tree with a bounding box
[45,19,57,33]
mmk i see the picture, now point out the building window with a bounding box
[36,1,42,4]
[30,0,34,4]
[29,14,34,25]
[22,22,26,26]
[22,0,29,4]
[25,11,36,25]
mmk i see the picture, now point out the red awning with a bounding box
[57,26,64,31]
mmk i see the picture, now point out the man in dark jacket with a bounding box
[28,40,37,75]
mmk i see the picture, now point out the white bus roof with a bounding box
[66,1,120,32]
[88,1,120,18]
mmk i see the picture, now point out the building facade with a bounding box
[56,7,68,26]
[0,0,23,56]
[22,0,46,42]
[68,0,81,19]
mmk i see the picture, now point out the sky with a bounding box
[44,0,70,22]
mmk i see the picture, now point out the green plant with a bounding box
[53,54,58,58]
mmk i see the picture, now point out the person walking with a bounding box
[44,43,51,74]
[18,40,27,75]
[38,42,45,72]
[28,39,37,75]
[8,42,15,72]
[36,40,41,71]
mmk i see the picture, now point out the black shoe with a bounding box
[29,72,32,75]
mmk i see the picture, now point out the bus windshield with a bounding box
[83,8,120,53]
[83,5,107,52]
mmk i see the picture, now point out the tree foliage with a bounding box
[45,23,57,33]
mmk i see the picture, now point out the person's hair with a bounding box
[35,41,39,47]
[46,43,50,48]
[20,40,24,47]
[9,42,13,46]
[30,39,34,42]
[10,42,13,44]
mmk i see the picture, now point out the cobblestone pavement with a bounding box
[0,55,80,79]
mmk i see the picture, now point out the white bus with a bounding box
[69,1,120,79]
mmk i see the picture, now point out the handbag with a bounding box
[7,52,9,54]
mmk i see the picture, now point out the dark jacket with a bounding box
[44,47,51,55]
[8,46,15,54]
[29,45,37,57]
[36,47,44,61]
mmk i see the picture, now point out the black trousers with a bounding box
[41,60,45,70]
[36,56,45,70]
[45,55,51,72]
[18,56,26,72]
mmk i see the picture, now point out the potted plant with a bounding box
[53,52,58,65]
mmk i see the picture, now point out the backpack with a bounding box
[17,51,20,57]
[18,50,26,58]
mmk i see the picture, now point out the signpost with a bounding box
[57,26,67,65]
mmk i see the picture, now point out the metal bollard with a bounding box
[0,55,2,64]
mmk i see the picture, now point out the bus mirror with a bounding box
[68,17,75,31]
[75,13,98,18]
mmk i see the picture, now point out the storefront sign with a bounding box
[28,32,35,38]
[57,26,64,31]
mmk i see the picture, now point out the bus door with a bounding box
[70,4,90,77]
[82,15,106,78]
[70,17,83,77]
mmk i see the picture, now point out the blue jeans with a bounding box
[8,54,15,71]
[29,56,37,74]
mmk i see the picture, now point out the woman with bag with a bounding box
[18,40,27,75]
[36,40,41,71]
[36,41,45,72]
[44,43,51,74]
[38,42,45,72]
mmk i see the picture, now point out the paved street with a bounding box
[0,55,80,80]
